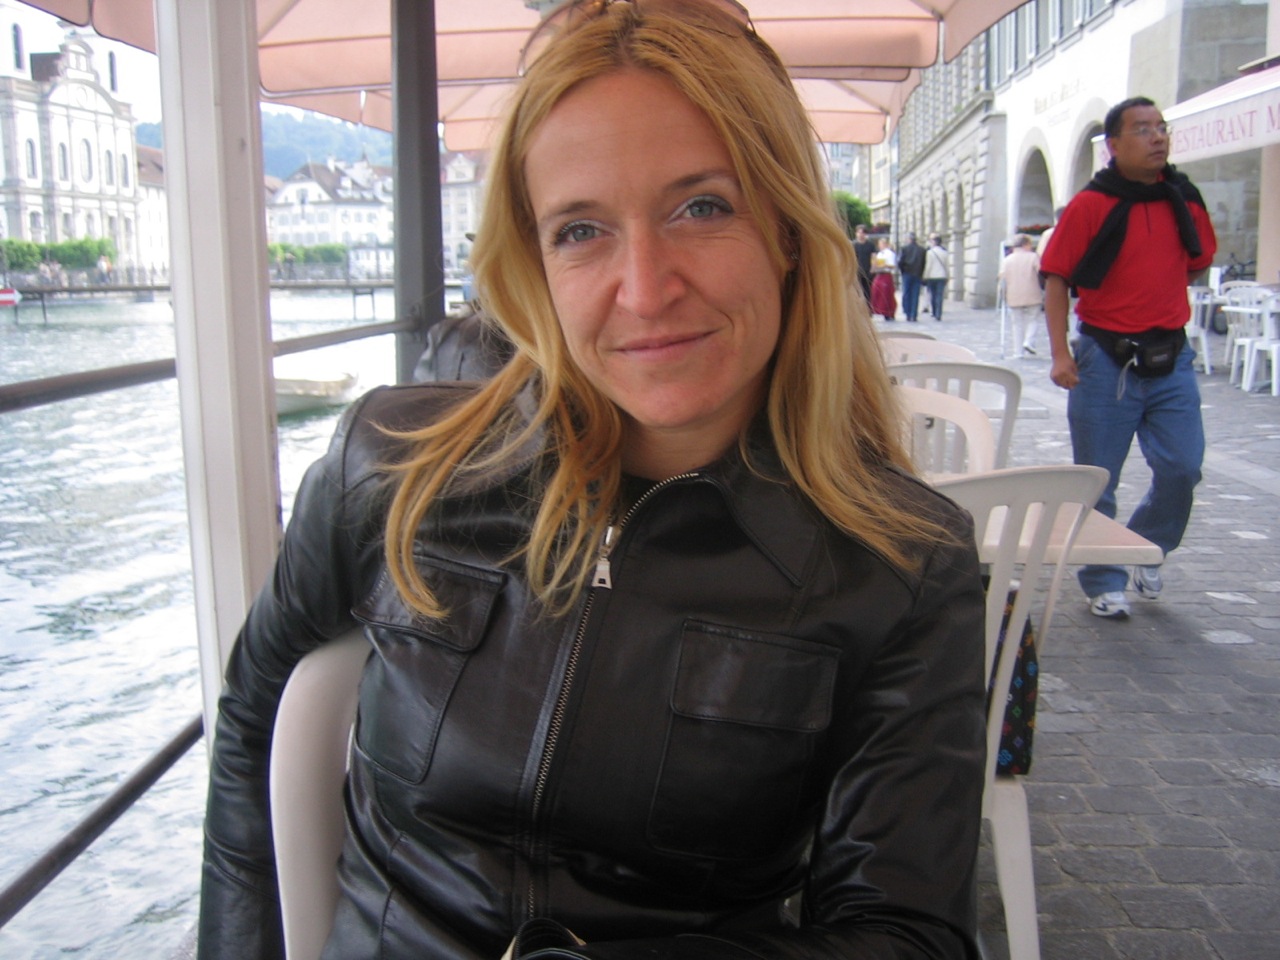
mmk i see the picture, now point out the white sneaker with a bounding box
[1089,591,1131,619]
[1132,565,1163,599]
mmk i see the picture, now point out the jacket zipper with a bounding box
[525,471,700,919]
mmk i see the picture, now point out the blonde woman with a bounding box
[199,3,985,958]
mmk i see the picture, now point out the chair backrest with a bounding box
[1224,283,1270,306]
[270,630,371,960]
[881,336,977,364]
[895,384,997,477]
[888,361,1022,469]
[932,465,1107,785]
[875,328,936,341]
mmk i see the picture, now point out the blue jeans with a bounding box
[901,273,922,320]
[1068,333,1204,597]
[925,278,947,319]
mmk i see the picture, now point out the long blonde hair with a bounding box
[386,0,935,618]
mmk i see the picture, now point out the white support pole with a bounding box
[154,0,281,745]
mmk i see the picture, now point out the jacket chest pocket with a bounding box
[351,557,504,784]
[649,621,839,861]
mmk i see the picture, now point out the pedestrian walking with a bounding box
[922,235,949,320]
[1039,96,1216,619]
[870,236,897,320]
[898,231,926,322]
[998,234,1043,357]
[852,223,875,308]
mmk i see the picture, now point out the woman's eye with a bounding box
[555,221,599,245]
[685,196,730,219]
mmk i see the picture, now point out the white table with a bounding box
[930,480,1163,566]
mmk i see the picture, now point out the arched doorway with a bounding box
[1017,149,1054,234]
[1071,124,1103,195]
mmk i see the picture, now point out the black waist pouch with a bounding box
[1080,322,1186,377]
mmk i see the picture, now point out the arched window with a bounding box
[80,139,93,181]
[12,25,23,71]
[104,151,114,186]
[58,143,69,180]
[108,51,118,92]
[119,153,130,187]
[25,139,37,179]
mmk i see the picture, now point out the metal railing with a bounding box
[0,316,415,413]
[0,716,204,927]
[0,304,418,930]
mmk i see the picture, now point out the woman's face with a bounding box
[524,69,784,479]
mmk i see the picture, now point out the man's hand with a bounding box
[1050,353,1079,390]
[1043,275,1077,389]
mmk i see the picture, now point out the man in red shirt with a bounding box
[1040,96,1217,619]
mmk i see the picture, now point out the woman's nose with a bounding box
[615,230,683,319]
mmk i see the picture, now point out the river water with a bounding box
[0,289,401,958]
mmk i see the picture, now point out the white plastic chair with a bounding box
[934,465,1109,960]
[1220,282,1266,376]
[1185,286,1214,374]
[1239,294,1280,394]
[880,336,977,364]
[270,630,371,960]
[895,384,996,477]
[888,361,1022,468]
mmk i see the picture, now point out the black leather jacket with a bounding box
[199,382,987,960]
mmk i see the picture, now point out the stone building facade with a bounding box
[894,0,1267,308]
[0,5,144,272]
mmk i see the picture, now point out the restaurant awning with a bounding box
[21,0,1030,147]
[1165,64,1280,163]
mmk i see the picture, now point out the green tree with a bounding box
[831,191,872,240]
[42,237,116,269]
[304,243,348,264]
[1,239,43,271]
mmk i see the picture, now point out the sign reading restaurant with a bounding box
[1165,65,1280,164]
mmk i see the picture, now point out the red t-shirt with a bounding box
[1039,181,1216,334]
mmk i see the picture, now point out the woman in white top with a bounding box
[922,235,949,320]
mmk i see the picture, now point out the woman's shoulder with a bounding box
[332,381,543,496]
[328,382,482,479]
[351,381,480,432]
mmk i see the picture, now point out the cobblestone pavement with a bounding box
[877,300,1280,960]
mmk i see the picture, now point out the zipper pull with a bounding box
[591,523,617,589]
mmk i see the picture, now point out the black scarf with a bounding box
[1070,160,1204,290]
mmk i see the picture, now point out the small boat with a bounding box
[273,361,360,415]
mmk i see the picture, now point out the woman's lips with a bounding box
[617,330,713,356]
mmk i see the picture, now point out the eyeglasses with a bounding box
[1122,122,1172,140]
[518,0,757,75]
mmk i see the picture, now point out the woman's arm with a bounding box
[197,395,389,960]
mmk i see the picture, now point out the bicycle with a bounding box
[1220,251,1256,283]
